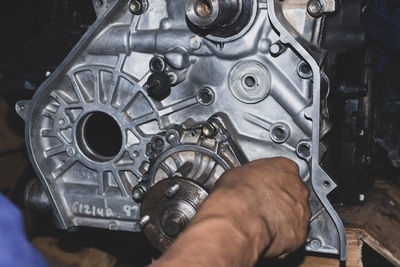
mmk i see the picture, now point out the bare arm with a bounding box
[150,157,311,267]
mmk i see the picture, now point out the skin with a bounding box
[150,157,311,267]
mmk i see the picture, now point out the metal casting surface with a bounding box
[16,0,346,259]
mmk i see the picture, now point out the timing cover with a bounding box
[16,0,346,259]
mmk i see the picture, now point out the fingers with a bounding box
[211,157,311,259]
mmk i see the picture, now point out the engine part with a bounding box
[139,177,208,251]
[17,0,346,260]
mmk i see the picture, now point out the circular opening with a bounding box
[323,181,331,188]
[152,61,162,71]
[201,91,212,102]
[300,63,311,74]
[77,112,122,162]
[244,76,256,88]
[298,143,311,158]
[298,61,312,79]
[270,124,289,144]
[197,87,214,105]
[273,127,284,138]
[194,0,212,17]
[150,57,165,73]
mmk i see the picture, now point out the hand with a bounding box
[215,157,311,258]
[151,157,310,267]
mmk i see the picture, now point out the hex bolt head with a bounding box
[129,0,146,15]
[165,183,181,198]
[307,0,323,17]
[202,122,216,138]
[132,187,146,202]
[162,215,184,237]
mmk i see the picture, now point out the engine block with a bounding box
[17,0,346,259]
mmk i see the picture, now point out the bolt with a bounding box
[168,72,178,84]
[307,0,323,17]
[202,122,215,138]
[166,183,181,198]
[132,150,140,158]
[138,215,151,229]
[59,118,65,125]
[132,186,146,202]
[310,239,321,250]
[129,0,146,15]
[163,215,184,237]
[189,36,202,50]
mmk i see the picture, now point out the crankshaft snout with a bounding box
[185,0,242,29]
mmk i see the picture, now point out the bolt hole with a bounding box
[273,127,285,139]
[297,142,311,158]
[149,57,165,73]
[77,112,122,162]
[201,92,212,102]
[197,87,214,105]
[270,123,290,143]
[323,181,331,188]
[194,0,212,17]
[300,63,311,74]
[245,75,256,88]
[298,61,312,79]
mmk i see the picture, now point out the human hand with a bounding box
[215,157,311,258]
[151,157,311,267]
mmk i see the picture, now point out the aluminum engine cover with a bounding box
[16,0,346,259]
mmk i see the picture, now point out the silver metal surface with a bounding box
[17,0,345,259]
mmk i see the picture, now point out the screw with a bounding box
[132,186,146,202]
[59,118,65,125]
[166,183,181,198]
[310,239,321,250]
[189,36,201,50]
[129,0,146,15]
[307,0,323,17]
[138,215,151,229]
[202,122,215,138]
